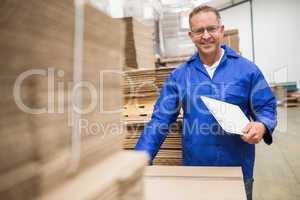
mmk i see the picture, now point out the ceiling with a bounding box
[159,0,249,10]
[205,0,249,10]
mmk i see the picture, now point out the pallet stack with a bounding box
[123,67,183,166]
[0,1,148,200]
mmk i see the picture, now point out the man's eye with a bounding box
[207,27,217,32]
[195,28,204,34]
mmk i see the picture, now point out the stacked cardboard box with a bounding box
[123,67,183,165]
[222,29,240,54]
[123,67,175,99]
[271,84,287,106]
[144,166,247,200]
[289,92,300,106]
[0,1,148,199]
[159,56,190,68]
[40,151,148,200]
[0,1,75,198]
[123,17,156,70]
[125,120,182,166]
[271,82,299,107]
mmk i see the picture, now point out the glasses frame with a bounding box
[191,25,221,36]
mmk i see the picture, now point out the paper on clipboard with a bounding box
[201,96,249,135]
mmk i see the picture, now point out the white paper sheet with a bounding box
[201,96,250,135]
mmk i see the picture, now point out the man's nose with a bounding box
[202,29,211,40]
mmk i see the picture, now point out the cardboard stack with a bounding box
[271,82,300,107]
[158,56,190,68]
[222,29,240,54]
[123,67,175,99]
[125,120,182,166]
[0,1,148,199]
[271,84,286,106]
[122,17,156,70]
[289,92,300,106]
[79,2,126,167]
[40,151,148,200]
[123,67,183,165]
[0,1,75,198]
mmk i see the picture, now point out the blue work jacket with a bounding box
[135,45,277,180]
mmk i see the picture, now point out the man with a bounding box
[135,5,277,200]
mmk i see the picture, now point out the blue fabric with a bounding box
[135,45,277,180]
[244,178,254,200]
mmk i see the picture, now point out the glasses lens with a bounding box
[193,28,205,35]
[192,26,219,36]
[207,26,218,33]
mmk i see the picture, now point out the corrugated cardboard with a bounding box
[0,1,148,199]
[144,166,246,200]
[123,67,183,166]
[39,151,148,200]
[222,29,240,53]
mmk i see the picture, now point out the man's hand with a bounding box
[241,122,266,144]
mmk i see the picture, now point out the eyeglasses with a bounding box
[191,25,220,36]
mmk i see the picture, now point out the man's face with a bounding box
[188,11,224,55]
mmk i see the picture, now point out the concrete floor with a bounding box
[254,107,300,200]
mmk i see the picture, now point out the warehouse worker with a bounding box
[135,5,277,200]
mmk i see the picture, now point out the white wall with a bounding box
[220,0,300,83]
[220,2,253,61]
[253,0,300,83]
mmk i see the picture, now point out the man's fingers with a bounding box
[241,122,266,144]
[241,136,251,143]
[241,123,254,142]
[248,129,257,138]
[241,128,257,144]
[241,136,254,144]
[241,135,247,142]
[243,131,255,140]
[241,133,251,143]
[253,134,260,140]
[242,123,252,134]
[241,132,261,144]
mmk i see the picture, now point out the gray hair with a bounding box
[189,5,221,29]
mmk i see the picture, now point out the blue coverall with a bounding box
[135,45,277,180]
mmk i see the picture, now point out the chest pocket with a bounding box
[223,84,249,106]
[182,83,218,115]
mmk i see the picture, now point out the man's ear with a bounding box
[188,31,193,39]
[220,25,225,36]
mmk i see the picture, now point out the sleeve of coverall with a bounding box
[135,72,180,161]
[250,70,277,145]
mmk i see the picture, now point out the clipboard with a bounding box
[201,96,249,135]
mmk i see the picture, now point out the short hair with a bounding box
[189,5,221,29]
